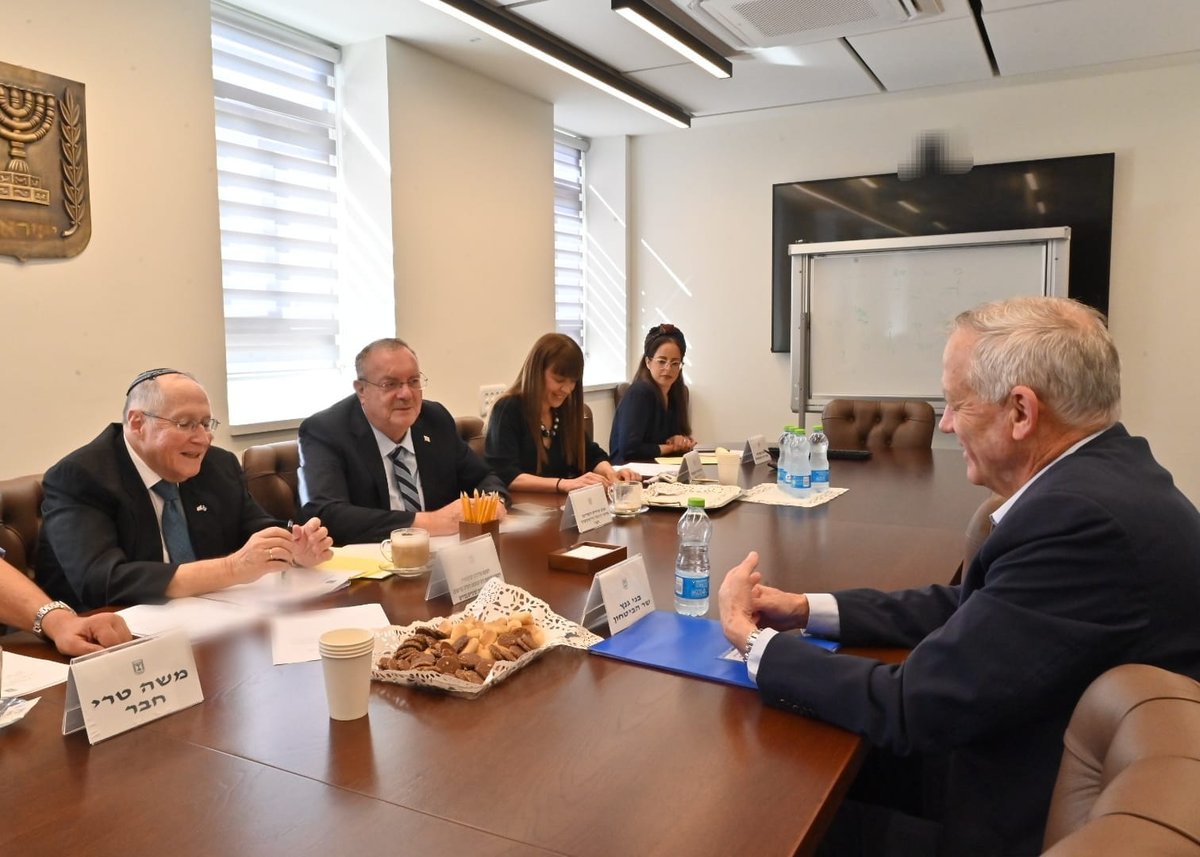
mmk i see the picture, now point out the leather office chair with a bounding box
[950,492,1004,585]
[1042,664,1200,855]
[821,399,936,450]
[583,403,594,443]
[455,415,485,457]
[0,472,44,579]
[241,440,301,522]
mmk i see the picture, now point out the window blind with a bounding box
[554,137,586,346]
[211,6,342,427]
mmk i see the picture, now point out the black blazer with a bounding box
[37,424,278,611]
[754,424,1200,856]
[298,394,506,545]
[608,377,685,464]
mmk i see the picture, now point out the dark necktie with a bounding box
[152,480,197,563]
[389,446,423,512]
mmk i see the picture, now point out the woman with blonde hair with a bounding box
[486,333,637,494]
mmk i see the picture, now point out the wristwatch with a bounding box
[32,601,75,637]
[742,628,763,663]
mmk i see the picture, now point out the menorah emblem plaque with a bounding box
[0,60,90,261]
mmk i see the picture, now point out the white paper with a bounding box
[622,462,678,478]
[269,603,390,665]
[117,598,261,641]
[1,651,69,696]
[564,544,613,560]
[197,568,350,608]
[0,696,39,729]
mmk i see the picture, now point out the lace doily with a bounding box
[644,481,743,510]
[372,577,601,697]
[740,483,848,507]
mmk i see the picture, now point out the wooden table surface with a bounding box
[0,448,987,857]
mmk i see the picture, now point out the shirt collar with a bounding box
[364,407,413,459]
[991,426,1109,525]
[123,432,169,490]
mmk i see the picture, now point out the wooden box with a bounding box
[547,541,627,575]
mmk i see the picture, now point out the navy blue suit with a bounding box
[37,424,278,611]
[755,424,1200,856]
[298,395,506,545]
[608,378,686,464]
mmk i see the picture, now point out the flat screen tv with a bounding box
[771,153,1115,351]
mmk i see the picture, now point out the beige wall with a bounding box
[1,0,226,476]
[630,62,1200,502]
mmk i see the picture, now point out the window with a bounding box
[211,4,345,429]
[554,133,588,345]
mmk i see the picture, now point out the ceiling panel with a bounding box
[850,16,993,92]
[983,0,1200,76]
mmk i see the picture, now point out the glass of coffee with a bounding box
[379,527,431,577]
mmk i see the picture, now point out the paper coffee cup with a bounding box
[716,451,741,486]
[318,628,374,721]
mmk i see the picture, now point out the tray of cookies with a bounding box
[372,577,601,697]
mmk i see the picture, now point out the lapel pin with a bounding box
[196,505,208,512]
[423,435,431,443]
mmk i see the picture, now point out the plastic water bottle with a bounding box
[777,426,794,494]
[790,428,811,498]
[674,497,712,615]
[810,424,830,495]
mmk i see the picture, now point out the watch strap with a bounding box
[32,601,75,637]
[743,628,763,663]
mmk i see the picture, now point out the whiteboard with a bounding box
[789,229,1069,412]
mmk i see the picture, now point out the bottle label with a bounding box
[675,574,709,600]
[811,469,829,485]
[790,473,810,490]
[777,468,789,485]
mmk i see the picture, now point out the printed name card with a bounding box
[62,630,203,744]
[559,483,612,534]
[676,450,704,484]
[426,533,504,604]
[580,554,656,635]
[743,434,772,465]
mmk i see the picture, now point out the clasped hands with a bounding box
[718,551,811,654]
[234,518,334,579]
[662,434,697,455]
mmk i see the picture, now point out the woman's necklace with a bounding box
[540,410,560,439]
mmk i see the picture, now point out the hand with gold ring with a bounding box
[268,547,277,562]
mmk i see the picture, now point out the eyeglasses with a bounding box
[359,374,428,393]
[651,358,683,370]
[142,412,220,433]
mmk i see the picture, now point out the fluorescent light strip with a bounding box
[612,1,731,79]
[418,0,690,129]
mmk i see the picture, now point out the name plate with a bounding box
[677,450,704,483]
[743,434,772,465]
[559,483,612,534]
[426,533,504,604]
[62,630,203,744]
[580,554,656,635]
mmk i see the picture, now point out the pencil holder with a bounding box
[459,519,500,541]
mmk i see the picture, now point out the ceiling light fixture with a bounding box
[611,0,732,79]
[416,0,691,128]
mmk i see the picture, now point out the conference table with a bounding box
[1,448,989,856]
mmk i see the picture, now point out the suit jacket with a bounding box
[298,395,506,545]
[608,378,685,464]
[37,424,279,612]
[755,424,1200,856]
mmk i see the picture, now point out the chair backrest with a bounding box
[1042,664,1200,855]
[583,403,594,443]
[950,492,1004,585]
[455,415,485,458]
[0,473,44,579]
[615,382,631,407]
[821,398,936,450]
[241,440,301,522]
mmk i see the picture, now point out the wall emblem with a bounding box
[0,60,90,262]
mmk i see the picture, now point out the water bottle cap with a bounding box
[813,424,823,431]
[687,497,705,508]
[795,427,806,434]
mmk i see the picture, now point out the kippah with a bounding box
[126,368,183,396]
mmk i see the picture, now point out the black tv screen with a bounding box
[771,153,1115,351]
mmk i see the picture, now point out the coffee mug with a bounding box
[379,527,430,571]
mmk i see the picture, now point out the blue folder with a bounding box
[589,610,838,690]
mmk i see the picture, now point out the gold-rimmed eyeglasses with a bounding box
[359,374,428,393]
[142,412,220,433]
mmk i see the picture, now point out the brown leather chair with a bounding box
[821,398,936,450]
[583,403,594,443]
[615,382,631,407]
[455,415,485,458]
[1042,664,1200,855]
[950,492,1004,585]
[241,440,301,522]
[0,473,44,579]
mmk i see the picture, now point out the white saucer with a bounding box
[379,562,430,579]
[611,504,650,518]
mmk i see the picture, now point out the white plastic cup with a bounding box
[716,451,741,486]
[318,628,375,721]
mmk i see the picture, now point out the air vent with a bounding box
[694,0,943,49]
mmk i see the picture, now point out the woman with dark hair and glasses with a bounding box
[609,323,696,464]
[486,333,637,494]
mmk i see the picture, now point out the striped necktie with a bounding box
[152,480,197,563]
[389,445,423,512]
